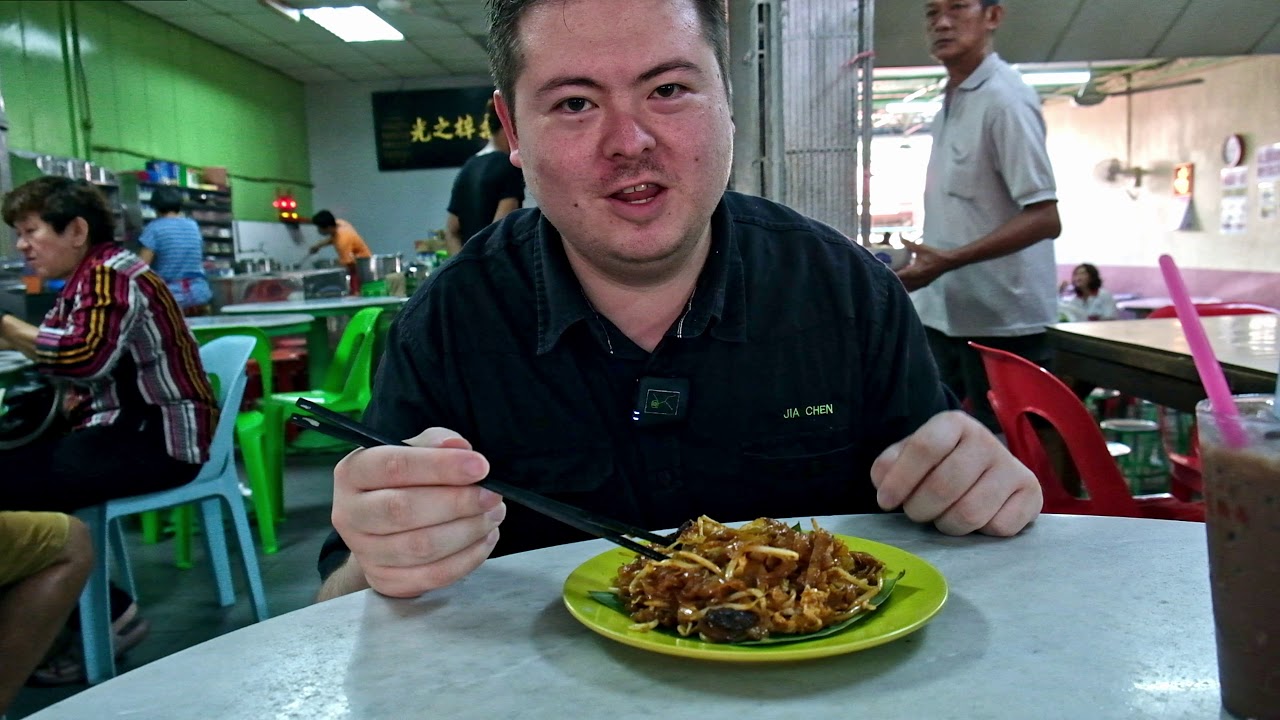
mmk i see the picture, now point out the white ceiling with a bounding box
[124,0,1280,86]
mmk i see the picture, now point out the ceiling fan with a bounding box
[1073,72,1204,107]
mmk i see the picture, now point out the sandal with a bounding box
[28,615,151,686]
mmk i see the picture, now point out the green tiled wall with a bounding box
[0,1,312,221]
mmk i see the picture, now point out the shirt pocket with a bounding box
[686,429,876,523]
[944,142,980,201]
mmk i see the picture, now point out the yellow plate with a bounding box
[562,534,948,662]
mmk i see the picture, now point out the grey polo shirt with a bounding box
[913,52,1058,338]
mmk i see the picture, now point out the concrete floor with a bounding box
[9,453,342,719]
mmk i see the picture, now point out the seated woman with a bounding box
[1059,263,1118,321]
[0,176,218,682]
[137,185,212,317]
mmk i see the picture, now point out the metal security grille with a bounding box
[777,0,872,240]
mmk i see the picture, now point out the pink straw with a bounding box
[1157,254,1248,448]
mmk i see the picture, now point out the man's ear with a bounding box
[493,91,522,168]
[985,3,1004,31]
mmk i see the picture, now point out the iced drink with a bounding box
[1197,394,1280,719]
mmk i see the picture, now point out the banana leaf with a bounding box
[586,570,905,646]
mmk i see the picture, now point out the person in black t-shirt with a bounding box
[444,99,525,255]
[315,0,1042,603]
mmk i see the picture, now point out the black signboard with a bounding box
[372,86,497,171]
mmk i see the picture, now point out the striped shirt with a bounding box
[138,216,212,308]
[35,243,218,465]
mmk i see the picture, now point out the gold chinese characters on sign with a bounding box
[410,113,494,144]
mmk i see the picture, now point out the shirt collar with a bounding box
[956,51,1001,92]
[533,197,747,355]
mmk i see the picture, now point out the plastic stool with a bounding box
[1086,388,1122,421]
[1100,418,1168,495]
[1107,441,1131,459]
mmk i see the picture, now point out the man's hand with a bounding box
[894,241,957,292]
[870,411,1042,536]
[330,428,507,598]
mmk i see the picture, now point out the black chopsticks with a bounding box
[290,398,670,561]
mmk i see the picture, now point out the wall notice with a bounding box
[1220,167,1249,234]
[1256,143,1280,220]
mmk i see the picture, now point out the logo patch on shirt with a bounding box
[646,389,681,416]
[783,403,835,419]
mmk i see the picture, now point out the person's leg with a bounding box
[956,332,1054,433]
[0,512,93,713]
[968,333,1081,495]
[0,423,200,512]
[0,423,200,684]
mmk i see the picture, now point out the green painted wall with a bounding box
[0,0,312,221]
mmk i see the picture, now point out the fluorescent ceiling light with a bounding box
[302,6,404,42]
[1023,71,1091,87]
[885,101,943,117]
[259,0,301,22]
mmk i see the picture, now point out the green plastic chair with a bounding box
[261,306,385,521]
[143,327,281,566]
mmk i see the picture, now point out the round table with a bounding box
[0,349,33,386]
[185,313,315,339]
[25,514,1223,719]
[220,297,406,382]
[1116,296,1222,318]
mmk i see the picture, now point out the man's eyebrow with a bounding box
[533,60,706,100]
[533,75,606,100]
[635,59,704,86]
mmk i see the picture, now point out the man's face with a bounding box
[925,0,1000,66]
[496,0,733,280]
[1072,267,1090,291]
[13,212,89,280]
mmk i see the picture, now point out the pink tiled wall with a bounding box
[1058,265,1280,312]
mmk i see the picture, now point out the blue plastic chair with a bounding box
[75,335,270,684]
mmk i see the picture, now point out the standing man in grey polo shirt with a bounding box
[897,0,1061,431]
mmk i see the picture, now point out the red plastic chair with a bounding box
[1146,302,1280,319]
[970,342,1204,521]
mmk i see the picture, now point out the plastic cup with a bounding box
[1196,393,1280,718]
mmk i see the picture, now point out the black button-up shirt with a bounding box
[318,192,953,579]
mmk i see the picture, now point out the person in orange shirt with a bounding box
[307,210,372,293]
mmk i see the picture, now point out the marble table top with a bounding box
[27,514,1224,719]
[186,313,315,330]
[220,296,407,314]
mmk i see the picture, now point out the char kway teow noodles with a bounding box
[610,517,891,643]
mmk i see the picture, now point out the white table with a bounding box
[219,297,405,381]
[27,514,1224,719]
[185,313,316,335]
[1115,296,1222,318]
[1049,315,1278,411]
[219,296,407,315]
[0,349,32,380]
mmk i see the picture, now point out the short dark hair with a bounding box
[981,0,1000,6]
[150,186,185,214]
[486,0,730,113]
[2,176,116,246]
[1073,263,1102,296]
[312,210,336,228]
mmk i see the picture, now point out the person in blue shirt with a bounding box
[137,186,212,316]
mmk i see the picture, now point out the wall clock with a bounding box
[1222,134,1245,167]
